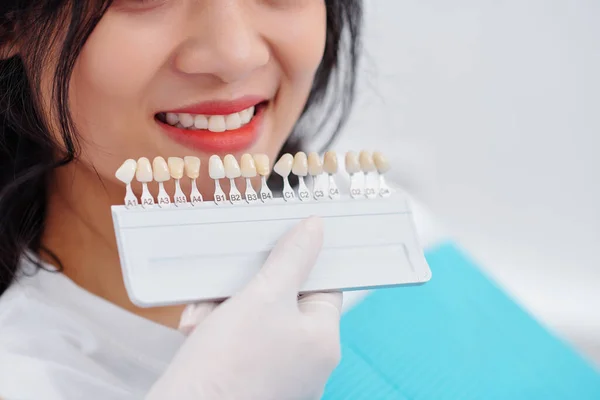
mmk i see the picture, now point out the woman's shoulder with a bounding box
[0,263,52,324]
[0,257,188,399]
[0,269,126,398]
[0,262,152,399]
[0,259,68,327]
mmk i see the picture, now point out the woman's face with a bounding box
[59,0,326,197]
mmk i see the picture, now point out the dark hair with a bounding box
[0,0,362,295]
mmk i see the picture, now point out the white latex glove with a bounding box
[146,216,342,400]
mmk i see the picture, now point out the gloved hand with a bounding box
[146,216,342,400]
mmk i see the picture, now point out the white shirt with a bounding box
[0,259,186,400]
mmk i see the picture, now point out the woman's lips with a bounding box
[157,105,265,154]
[169,96,265,115]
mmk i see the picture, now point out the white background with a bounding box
[337,0,600,366]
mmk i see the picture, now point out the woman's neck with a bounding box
[42,161,184,329]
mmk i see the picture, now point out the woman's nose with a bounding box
[173,4,270,84]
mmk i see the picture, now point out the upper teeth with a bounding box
[164,106,255,132]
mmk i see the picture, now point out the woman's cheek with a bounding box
[74,11,175,101]
[68,14,177,162]
[265,8,327,81]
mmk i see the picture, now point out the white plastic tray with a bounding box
[111,191,431,307]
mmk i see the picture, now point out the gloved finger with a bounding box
[247,216,323,298]
[297,292,343,320]
[178,302,219,335]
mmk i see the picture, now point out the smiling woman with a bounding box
[0,0,360,295]
[0,0,362,398]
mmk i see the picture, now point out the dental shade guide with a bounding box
[112,151,432,307]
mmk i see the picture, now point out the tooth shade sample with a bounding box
[184,156,201,179]
[224,154,242,179]
[241,154,257,178]
[373,151,390,174]
[209,155,226,179]
[345,152,360,174]
[292,152,308,176]
[307,152,323,175]
[115,159,137,184]
[167,157,185,180]
[273,153,294,177]
[153,157,171,182]
[323,151,338,174]
[359,151,376,173]
[253,154,270,176]
[136,157,153,183]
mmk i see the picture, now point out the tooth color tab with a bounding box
[168,157,185,180]
[136,157,153,183]
[209,155,226,179]
[373,151,390,174]
[323,151,338,174]
[273,153,294,177]
[253,154,270,176]
[115,159,137,184]
[292,152,308,176]
[345,151,360,174]
[308,152,323,175]
[183,156,200,179]
[224,154,242,179]
[152,157,171,182]
[359,150,376,173]
[240,154,257,178]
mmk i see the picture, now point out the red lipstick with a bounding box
[168,96,265,116]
